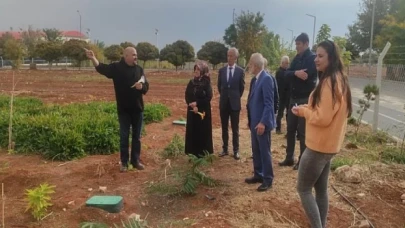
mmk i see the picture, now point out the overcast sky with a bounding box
[0,0,361,50]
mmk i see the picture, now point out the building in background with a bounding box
[0,30,89,43]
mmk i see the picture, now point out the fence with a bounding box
[348,63,405,140]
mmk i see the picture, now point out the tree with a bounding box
[260,31,284,70]
[21,25,44,65]
[4,39,26,69]
[62,39,89,69]
[347,0,398,54]
[197,41,228,69]
[234,11,267,62]
[136,42,159,68]
[120,41,136,49]
[104,45,123,62]
[0,32,14,56]
[36,41,63,68]
[316,24,332,45]
[94,39,105,49]
[332,36,352,69]
[42,28,62,42]
[160,40,195,70]
[223,24,238,48]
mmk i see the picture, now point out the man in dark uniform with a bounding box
[275,56,290,134]
[85,47,149,172]
[278,33,317,170]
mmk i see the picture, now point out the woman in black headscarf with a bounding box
[184,60,214,157]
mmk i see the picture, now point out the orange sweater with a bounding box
[297,75,348,154]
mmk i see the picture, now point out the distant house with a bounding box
[0,30,89,43]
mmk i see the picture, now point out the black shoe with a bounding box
[233,152,240,160]
[245,176,263,184]
[278,160,294,166]
[120,165,128,173]
[257,182,272,192]
[132,162,145,170]
[219,151,229,157]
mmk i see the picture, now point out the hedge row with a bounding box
[0,96,171,161]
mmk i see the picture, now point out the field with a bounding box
[0,69,404,228]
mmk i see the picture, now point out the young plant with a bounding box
[182,152,217,195]
[162,134,185,158]
[356,84,379,134]
[25,183,55,221]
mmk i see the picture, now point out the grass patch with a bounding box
[330,157,355,171]
[162,134,184,159]
[0,96,171,161]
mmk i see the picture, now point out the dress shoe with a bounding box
[218,151,229,157]
[245,176,263,184]
[257,182,272,192]
[132,162,145,170]
[278,159,294,166]
[233,152,240,160]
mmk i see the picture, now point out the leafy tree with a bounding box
[94,39,105,49]
[332,36,352,69]
[261,31,284,70]
[223,24,238,48]
[347,0,398,55]
[104,45,123,62]
[234,11,267,62]
[21,25,43,62]
[197,41,228,69]
[62,39,89,68]
[316,24,332,44]
[160,40,195,70]
[42,28,62,42]
[0,32,14,56]
[4,39,26,69]
[136,42,159,68]
[36,41,63,68]
[120,41,135,49]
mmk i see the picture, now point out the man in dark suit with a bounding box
[217,47,245,160]
[278,33,317,170]
[245,53,275,192]
[275,56,290,134]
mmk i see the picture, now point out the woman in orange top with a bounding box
[292,40,353,228]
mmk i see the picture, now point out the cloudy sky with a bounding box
[0,0,361,50]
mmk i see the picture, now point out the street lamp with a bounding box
[287,28,294,50]
[86,28,90,41]
[155,29,159,70]
[306,14,316,46]
[77,10,82,35]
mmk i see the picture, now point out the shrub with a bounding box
[25,183,55,221]
[0,96,171,161]
[162,134,185,158]
[381,147,405,164]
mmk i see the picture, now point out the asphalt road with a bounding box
[349,77,405,140]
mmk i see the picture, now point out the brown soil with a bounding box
[0,69,404,227]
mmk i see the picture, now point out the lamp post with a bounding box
[306,14,316,46]
[287,28,294,50]
[368,0,376,77]
[155,29,159,70]
[77,10,82,35]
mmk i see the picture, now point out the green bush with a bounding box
[381,147,405,164]
[0,96,171,161]
[162,134,185,158]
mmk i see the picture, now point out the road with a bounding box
[349,77,405,140]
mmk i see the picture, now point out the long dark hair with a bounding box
[311,40,352,117]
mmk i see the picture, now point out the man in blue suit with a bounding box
[246,53,275,192]
[217,48,245,160]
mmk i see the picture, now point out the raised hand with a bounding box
[83,48,95,59]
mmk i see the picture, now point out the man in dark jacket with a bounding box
[85,47,149,172]
[217,48,245,160]
[278,33,317,170]
[275,56,290,134]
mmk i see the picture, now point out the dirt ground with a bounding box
[0,69,404,228]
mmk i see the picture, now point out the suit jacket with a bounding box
[247,72,278,126]
[217,64,245,111]
[247,71,276,131]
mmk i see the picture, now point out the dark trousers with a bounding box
[276,92,290,131]
[118,110,142,166]
[220,101,240,153]
[250,126,274,184]
[136,112,144,140]
[285,98,307,162]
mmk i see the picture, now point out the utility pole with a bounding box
[306,14,316,46]
[155,29,159,70]
[233,8,235,24]
[77,10,82,35]
[368,0,376,78]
